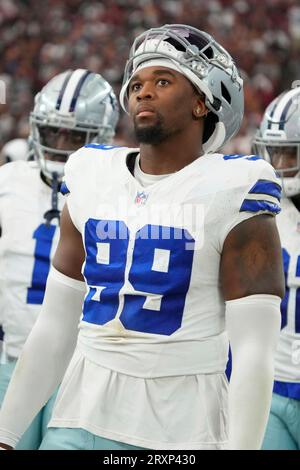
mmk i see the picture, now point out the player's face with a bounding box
[38,126,87,162]
[267,146,298,177]
[128,66,198,144]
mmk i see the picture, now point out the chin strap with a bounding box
[43,172,61,226]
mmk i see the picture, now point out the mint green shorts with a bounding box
[39,427,146,450]
[0,360,57,450]
[262,392,300,450]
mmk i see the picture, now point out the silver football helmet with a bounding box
[253,87,300,197]
[30,68,119,180]
[120,24,244,153]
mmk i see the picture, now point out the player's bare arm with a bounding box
[52,203,85,281]
[220,214,285,300]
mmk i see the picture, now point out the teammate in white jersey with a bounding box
[0,68,118,449]
[0,24,284,450]
[0,139,41,366]
[253,86,300,450]
[0,139,30,354]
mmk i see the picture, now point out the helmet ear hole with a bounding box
[203,112,218,144]
[221,82,231,104]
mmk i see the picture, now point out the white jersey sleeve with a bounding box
[214,155,281,251]
[61,144,130,232]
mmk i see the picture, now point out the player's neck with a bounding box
[139,134,204,175]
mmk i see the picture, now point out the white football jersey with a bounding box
[274,197,300,387]
[0,161,63,357]
[49,145,281,449]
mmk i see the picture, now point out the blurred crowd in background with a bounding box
[0,0,300,154]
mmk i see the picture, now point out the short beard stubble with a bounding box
[134,114,173,145]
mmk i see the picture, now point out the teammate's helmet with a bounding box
[27,135,35,161]
[30,69,119,180]
[0,138,29,164]
[120,24,244,153]
[253,87,300,197]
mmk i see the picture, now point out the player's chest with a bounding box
[82,174,215,244]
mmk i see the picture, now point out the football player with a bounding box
[0,25,284,450]
[0,138,32,348]
[253,87,300,450]
[0,68,118,449]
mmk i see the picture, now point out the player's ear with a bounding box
[192,95,208,119]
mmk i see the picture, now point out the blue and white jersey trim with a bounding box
[223,154,261,161]
[240,199,281,215]
[60,181,70,195]
[248,179,281,202]
[84,144,124,150]
[240,178,281,215]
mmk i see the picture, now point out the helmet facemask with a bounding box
[253,139,300,198]
[30,117,100,180]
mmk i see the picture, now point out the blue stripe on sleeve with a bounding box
[240,199,281,215]
[249,179,281,201]
[60,182,70,195]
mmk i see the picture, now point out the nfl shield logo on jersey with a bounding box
[134,191,148,206]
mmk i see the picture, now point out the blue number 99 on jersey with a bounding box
[82,219,195,336]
